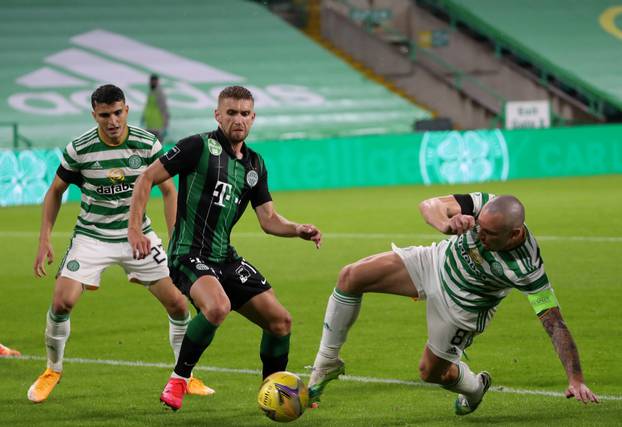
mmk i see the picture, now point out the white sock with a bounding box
[45,309,70,372]
[313,288,362,368]
[169,312,191,363]
[171,371,190,382]
[443,361,483,401]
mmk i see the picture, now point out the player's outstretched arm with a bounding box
[419,195,474,235]
[34,176,69,277]
[254,201,322,248]
[538,307,600,404]
[129,160,173,259]
[157,178,177,238]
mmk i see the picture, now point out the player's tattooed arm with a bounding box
[539,307,582,380]
[538,307,600,403]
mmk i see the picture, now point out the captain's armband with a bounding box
[527,288,559,316]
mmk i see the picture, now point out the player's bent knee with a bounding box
[338,261,373,295]
[201,304,230,325]
[51,298,75,315]
[418,361,440,384]
[268,314,292,336]
[337,263,361,294]
[419,358,454,384]
[419,367,438,384]
[165,293,188,317]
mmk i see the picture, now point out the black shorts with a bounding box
[169,255,271,311]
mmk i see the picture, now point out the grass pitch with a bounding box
[1,175,621,426]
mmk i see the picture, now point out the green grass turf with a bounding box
[1,175,621,426]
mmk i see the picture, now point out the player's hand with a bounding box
[128,228,151,259]
[447,214,475,235]
[34,241,54,278]
[296,224,322,249]
[565,382,600,404]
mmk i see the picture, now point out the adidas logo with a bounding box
[446,346,459,355]
[92,161,103,170]
[8,29,324,116]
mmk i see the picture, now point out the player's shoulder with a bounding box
[128,125,158,145]
[177,133,205,148]
[162,133,204,161]
[509,225,544,275]
[69,127,99,152]
[245,144,266,169]
[470,192,496,203]
[522,225,541,254]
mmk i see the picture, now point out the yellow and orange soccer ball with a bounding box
[257,371,309,423]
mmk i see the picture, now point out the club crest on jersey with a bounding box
[107,168,125,183]
[128,155,142,169]
[208,138,222,156]
[66,260,80,272]
[246,170,258,187]
[491,261,504,276]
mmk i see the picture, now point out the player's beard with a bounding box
[228,128,248,144]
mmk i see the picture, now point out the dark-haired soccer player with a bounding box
[308,193,599,414]
[129,85,322,411]
[29,84,212,403]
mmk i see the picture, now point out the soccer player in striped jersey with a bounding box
[28,85,212,403]
[308,193,599,414]
[129,85,322,411]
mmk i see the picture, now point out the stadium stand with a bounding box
[320,0,619,128]
[424,0,622,120]
[0,0,431,148]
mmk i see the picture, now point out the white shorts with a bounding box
[392,241,475,363]
[58,231,169,288]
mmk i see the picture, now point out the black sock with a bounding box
[173,312,218,378]
[259,331,290,379]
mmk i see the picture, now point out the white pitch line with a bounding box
[9,355,621,401]
[1,231,621,243]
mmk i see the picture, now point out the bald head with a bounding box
[477,195,526,251]
[481,195,525,231]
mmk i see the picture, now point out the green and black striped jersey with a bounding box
[160,128,271,263]
[439,192,551,331]
[58,126,162,242]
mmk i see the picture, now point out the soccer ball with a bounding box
[257,371,309,422]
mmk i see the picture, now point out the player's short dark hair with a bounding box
[218,86,254,104]
[91,84,125,108]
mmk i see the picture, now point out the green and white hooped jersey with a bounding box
[60,126,163,242]
[438,192,551,332]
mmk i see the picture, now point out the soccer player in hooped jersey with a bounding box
[128,85,322,411]
[29,84,212,403]
[308,193,599,414]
